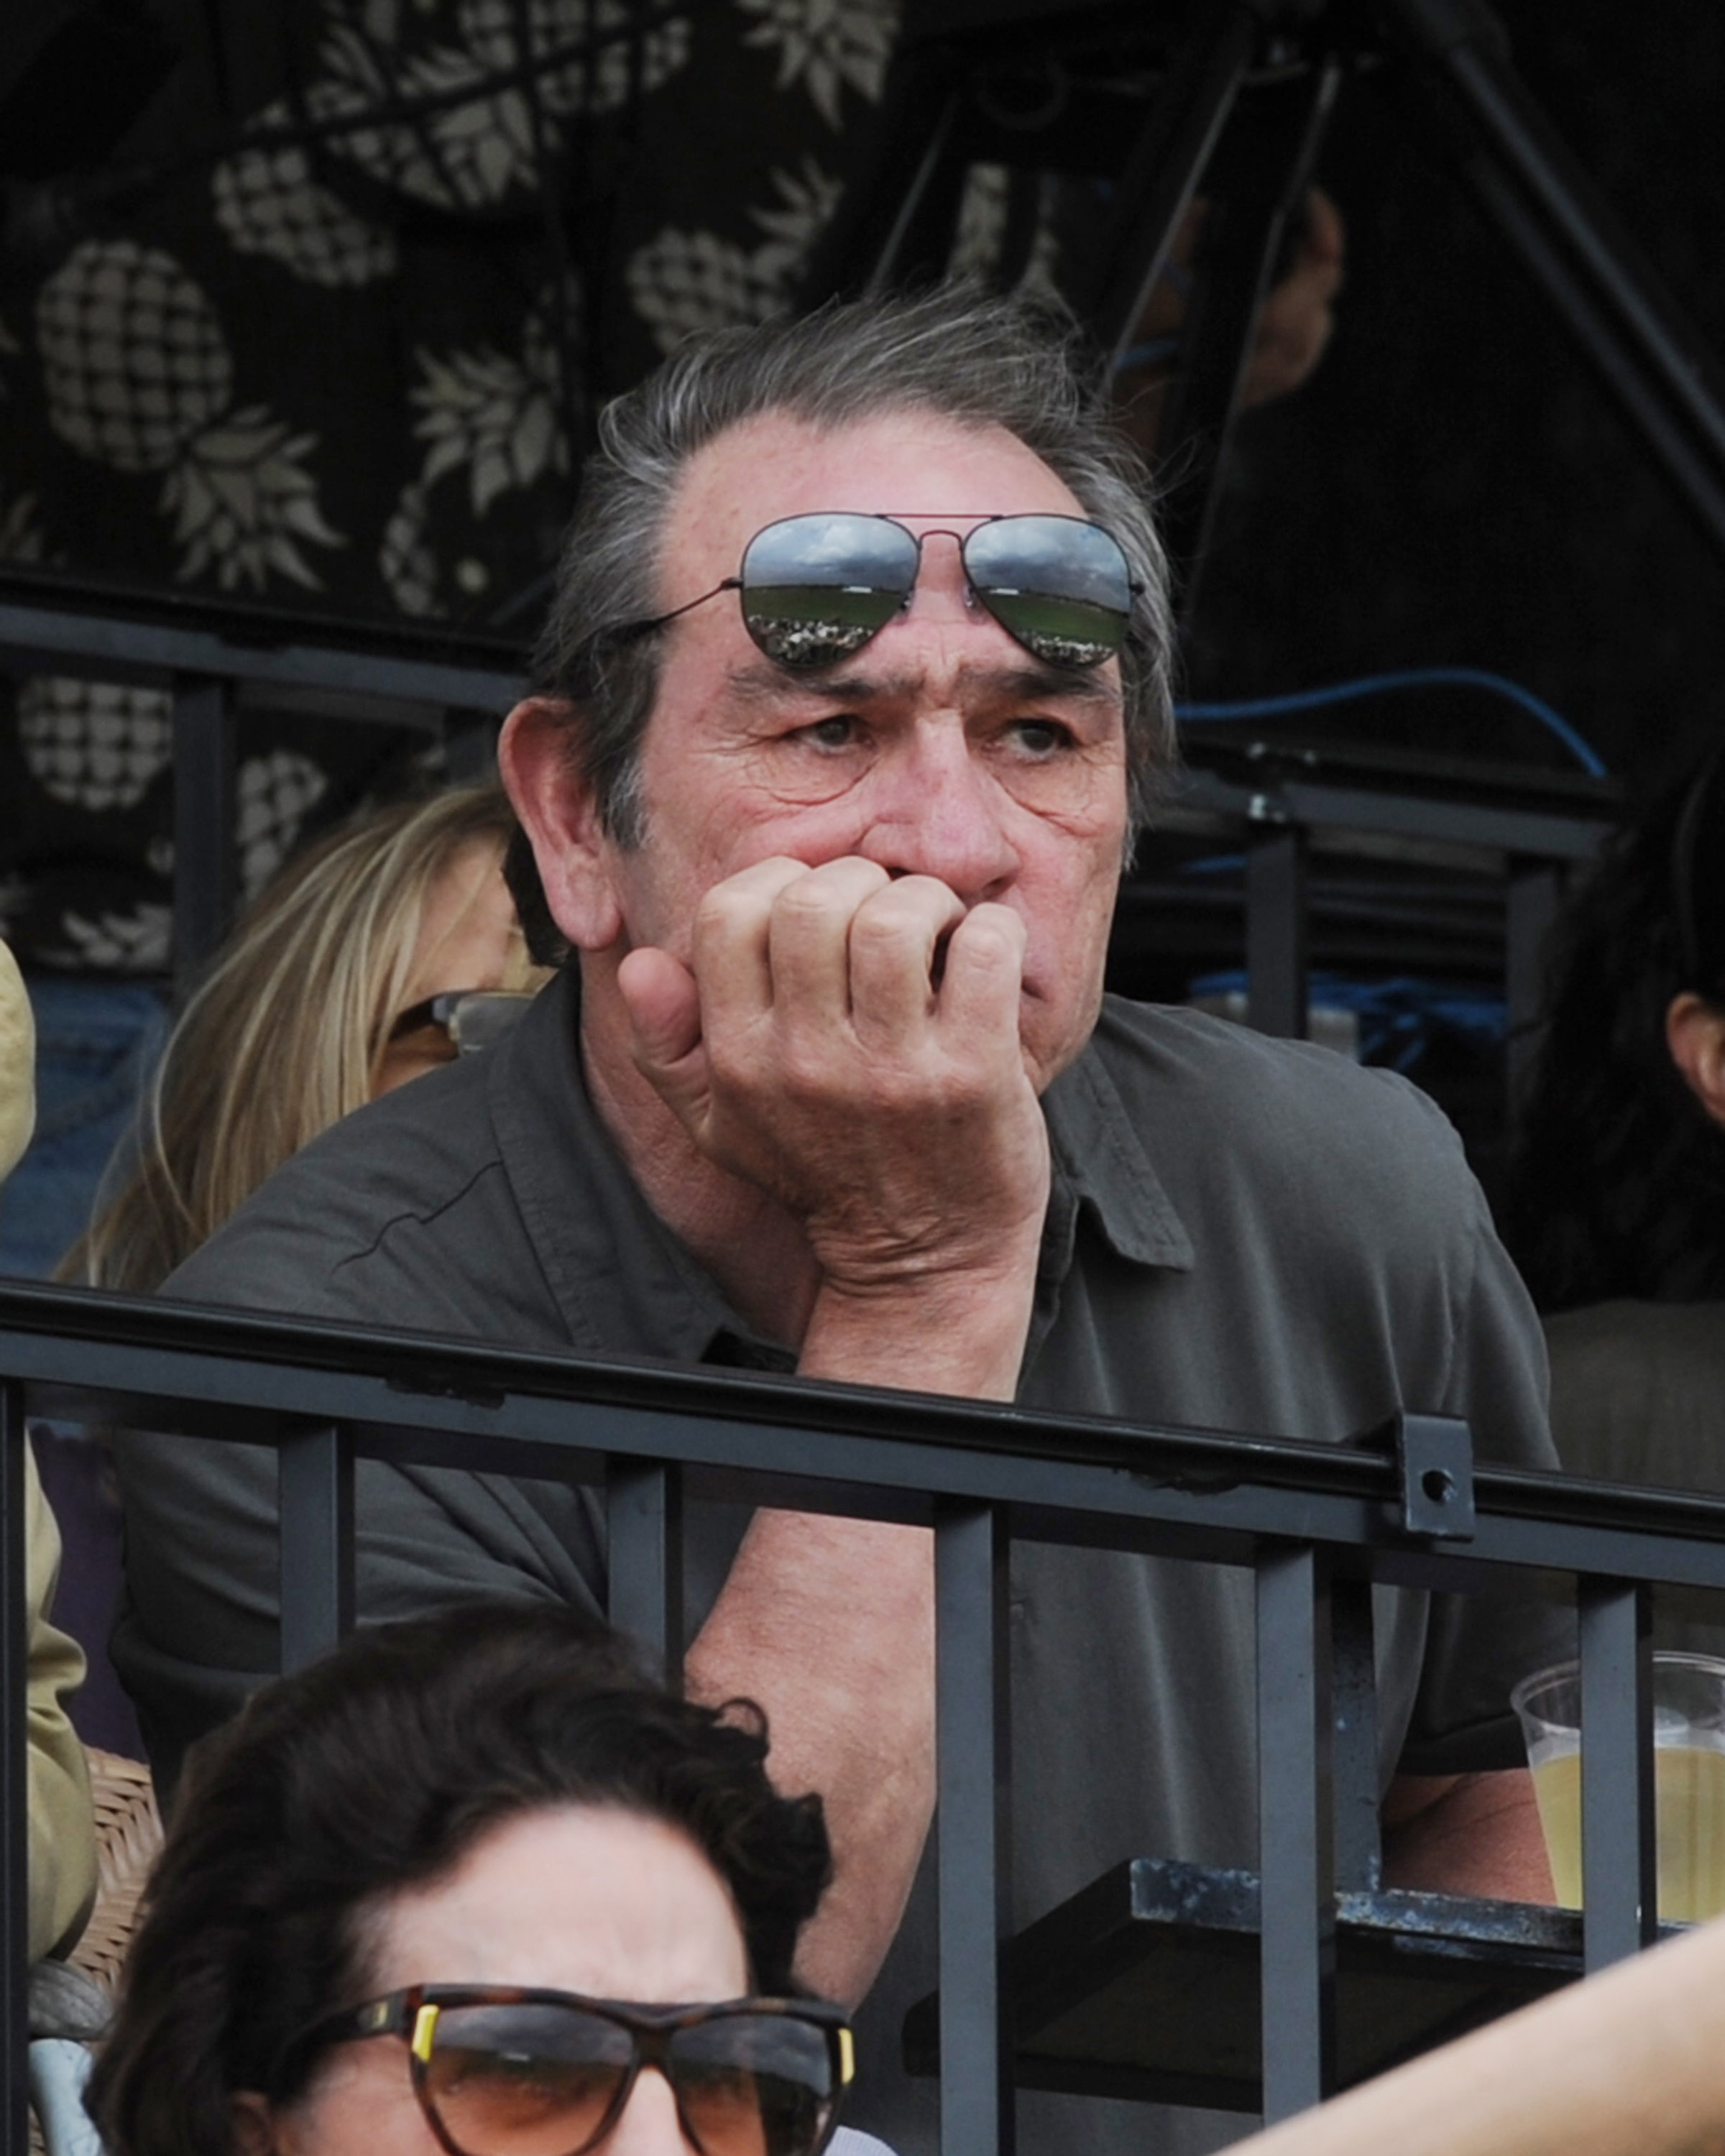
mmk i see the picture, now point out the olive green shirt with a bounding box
[114,970,1560,2155]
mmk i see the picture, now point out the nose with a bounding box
[856,715,1021,904]
[602,2065,697,2153]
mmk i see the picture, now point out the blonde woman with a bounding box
[65,782,546,1295]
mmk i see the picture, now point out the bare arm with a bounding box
[1382,1768,1557,1903]
[623,857,1049,2002]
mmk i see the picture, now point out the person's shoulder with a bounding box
[162,1050,512,1321]
[1087,995,1463,1174]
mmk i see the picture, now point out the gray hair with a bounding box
[530,284,1176,844]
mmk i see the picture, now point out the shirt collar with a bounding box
[1042,1037,1196,1273]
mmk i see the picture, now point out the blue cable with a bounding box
[1174,668,1609,778]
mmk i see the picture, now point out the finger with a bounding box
[690,855,813,1023]
[933,900,1027,1054]
[617,945,709,1129]
[767,856,893,1021]
[846,873,967,1042]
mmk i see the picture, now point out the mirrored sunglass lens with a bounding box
[672,2015,833,2156]
[740,515,918,668]
[426,2006,632,2156]
[962,515,1132,668]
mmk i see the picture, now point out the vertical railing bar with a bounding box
[605,1461,685,1691]
[1331,1575,1382,1892]
[1246,824,1310,1041]
[278,1423,354,1674]
[936,1500,1013,2156]
[0,1390,27,2156]
[1579,1575,1655,1970]
[1257,1540,1335,2124]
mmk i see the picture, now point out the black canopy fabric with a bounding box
[0,0,907,969]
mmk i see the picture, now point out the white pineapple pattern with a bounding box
[0,487,47,564]
[737,0,898,128]
[950,163,1062,293]
[381,480,442,614]
[162,407,347,592]
[410,285,569,517]
[17,678,172,814]
[47,904,174,974]
[628,160,842,351]
[37,241,232,471]
[239,750,328,895]
[212,98,399,286]
[311,0,690,213]
[34,241,346,592]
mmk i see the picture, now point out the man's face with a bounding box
[590,407,1131,1094]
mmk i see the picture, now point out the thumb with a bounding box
[616,946,709,1126]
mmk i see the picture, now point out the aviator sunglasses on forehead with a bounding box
[288,1985,854,2156]
[594,510,1141,673]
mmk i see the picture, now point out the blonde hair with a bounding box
[67,783,531,1294]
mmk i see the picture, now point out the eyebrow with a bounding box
[724,658,1123,711]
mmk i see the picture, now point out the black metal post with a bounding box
[1378,0,1725,563]
[1149,60,1344,622]
[1331,1576,1382,1892]
[1256,1542,1335,2124]
[171,674,236,997]
[936,1501,1014,2156]
[1578,1577,1655,1970]
[278,1423,354,1673]
[1081,0,1259,365]
[1247,824,1310,1040]
[0,1391,27,2156]
[605,1460,685,1688]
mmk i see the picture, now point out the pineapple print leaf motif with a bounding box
[311,1,690,213]
[627,162,841,354]
[737,0,898,129]
[410,338,566,515]
[0,487,47,565]
[212,98,398,286]
[37,241,234,473]
[46,904,174,975]
[162,407,346,592]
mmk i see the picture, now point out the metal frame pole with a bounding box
[937,1501,1014,2156]
[605,1461,685,1688]
[1578,1577,1655,1970]
[1257,1542,1335,2124]
[278,1424,354,1673]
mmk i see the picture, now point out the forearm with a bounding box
[1381,1768,1556,1902]
[684,1507,934,2006]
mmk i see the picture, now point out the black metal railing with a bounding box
[4,1280,1724,2155]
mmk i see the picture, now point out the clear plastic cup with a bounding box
[1511,1651,1725,1921]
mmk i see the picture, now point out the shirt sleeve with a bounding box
[25,1442,96,1961]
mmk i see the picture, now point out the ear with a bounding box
[228,2092,284,2156]
[1666,992,1725,1131]
[497,697,625,953]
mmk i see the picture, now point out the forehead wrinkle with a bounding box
[724,656,1123,712]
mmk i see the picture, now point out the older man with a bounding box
[114,288,1558,2156]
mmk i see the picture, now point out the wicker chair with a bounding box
[29,1748,163,2156]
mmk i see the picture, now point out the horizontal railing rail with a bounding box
[2,1281,1721,2155]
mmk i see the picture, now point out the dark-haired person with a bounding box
[91,1599,888,2156]
[1504,742,1725,1600]
[114,286,1562,2156]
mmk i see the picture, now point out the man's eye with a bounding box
[796,715,862,751]
[1007,719,1074,757]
